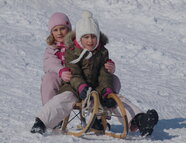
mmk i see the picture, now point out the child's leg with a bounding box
[120,97,143,123]
[109,96,143,131]
[40,72,62,105]
[37,91,78,129]
[102,75,144,132]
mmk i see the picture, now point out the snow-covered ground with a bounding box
[0,0,186,142]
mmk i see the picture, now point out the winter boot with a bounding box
[30,117,46,134]
[131,109,159,136]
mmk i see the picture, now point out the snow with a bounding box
[0,0,186,142]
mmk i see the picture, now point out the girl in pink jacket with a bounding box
[41,12,72,105]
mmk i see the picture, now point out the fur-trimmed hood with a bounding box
[64,31,109,49]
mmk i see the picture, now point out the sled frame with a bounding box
[60,91,128,139]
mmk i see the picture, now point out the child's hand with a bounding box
[104,59,115,74]
[59,67,72,82]
[61,71,72,82]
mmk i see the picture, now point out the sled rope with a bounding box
[81,87,92,118]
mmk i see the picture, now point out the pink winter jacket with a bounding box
[43,45,64,75]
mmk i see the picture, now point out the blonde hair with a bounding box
[46,34,55,45]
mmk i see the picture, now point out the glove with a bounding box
[101,88,116,108]
[79,86,89,100]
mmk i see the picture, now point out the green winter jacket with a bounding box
[58,32,114,98]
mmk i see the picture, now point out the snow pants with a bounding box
[38,72,142,128]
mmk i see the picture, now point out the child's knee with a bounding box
[113,75,121,93]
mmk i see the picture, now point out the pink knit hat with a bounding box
[48,12,72,32]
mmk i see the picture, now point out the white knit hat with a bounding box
[71,11,100,64]
[76,10,100,50]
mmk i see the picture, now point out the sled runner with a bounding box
[60,91,129,139]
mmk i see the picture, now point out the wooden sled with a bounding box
[60,91,128,139]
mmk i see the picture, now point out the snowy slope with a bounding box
[0,0,186,142]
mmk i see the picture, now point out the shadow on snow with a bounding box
[152,118,186,141]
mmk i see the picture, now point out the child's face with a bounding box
[81,34,97,51]
[52,25,69,43]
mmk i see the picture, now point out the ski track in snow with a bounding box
[0,0,186,142]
